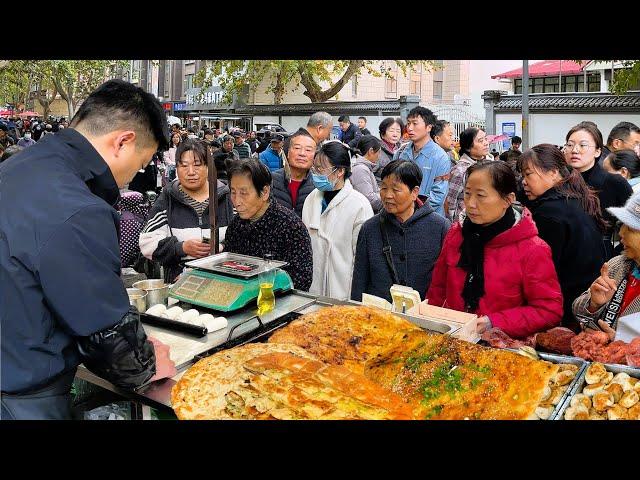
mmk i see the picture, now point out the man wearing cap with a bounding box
[259,134,286,171]
[233,131,251,159]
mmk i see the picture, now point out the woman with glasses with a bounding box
[519,144,607,331]
[302,141,374,300]
[564,122,633,259]
[445,127,491,223]
[139,139,234,283]
[427,161,562,339]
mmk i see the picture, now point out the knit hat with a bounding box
[608,190,640,231]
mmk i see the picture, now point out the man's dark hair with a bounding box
[512,135,522,144]
[430,119,450,140]
[380,160,423,191]
[607,121,640,146]
[227,158,272,195]
[70,79,170,150]
[406,106,437,127]
[338,115,350,123]
[358,116,367,123]
[204,129,214,136]
[289,130,317,148]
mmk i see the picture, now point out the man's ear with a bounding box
[113,130,137,156]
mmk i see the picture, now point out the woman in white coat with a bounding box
[302,141,374,300]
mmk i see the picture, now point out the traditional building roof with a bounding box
[236,100,402,115]
[494,93,640,112]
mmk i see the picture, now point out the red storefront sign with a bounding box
[162,102,172,111]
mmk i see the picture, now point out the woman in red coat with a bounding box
[427,161,563,338]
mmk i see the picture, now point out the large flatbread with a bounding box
[364,330,559,420]
[227,352,416,419]
[268,305,423,375]
[171,343,316,420]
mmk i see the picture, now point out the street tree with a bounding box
[194,60,439,105]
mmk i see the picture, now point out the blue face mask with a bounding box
[312,172,336,191]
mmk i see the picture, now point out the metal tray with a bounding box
[185,252,288,278]
[555,362,640,420]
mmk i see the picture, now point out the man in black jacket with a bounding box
[338,115,362,148]
[0,79,176,420]
[271,131,316,217]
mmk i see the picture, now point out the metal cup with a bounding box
[127,288,148,312]
[132,279,169,307]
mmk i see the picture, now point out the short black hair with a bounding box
[358,116,367,123]
[355,135,381,155]
[227,158,272,195]
[430,120,450,140]
[70,79,170,150]
[512,136,522,144]
[380,160,423,191]
[378,117,404,138]
[607,121,640,146]
[204,129,214,136]
[338,115,350,123]
[406,106,437,127]
[175,138,208,166]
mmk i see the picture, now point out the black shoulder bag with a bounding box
[379,215,401,286]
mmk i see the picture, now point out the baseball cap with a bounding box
[608,190,640,231]
[271,134,284,143]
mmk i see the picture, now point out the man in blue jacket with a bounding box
[0,80,176,420]
[259,133,286,171]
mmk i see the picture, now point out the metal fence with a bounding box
[423,104,486,141]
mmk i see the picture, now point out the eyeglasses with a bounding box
[563,142,595,153]
[311,165,336,175]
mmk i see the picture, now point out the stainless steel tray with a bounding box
[555,362,640,420]
[185,252,288,278]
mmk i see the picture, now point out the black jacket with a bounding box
[139,179,235,282]
[351,201,451,303]
[341,123,362,148]
[0,128,155,397]
[525,187,606,330]
[271,168,315,218]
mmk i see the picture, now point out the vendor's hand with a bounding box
[588,263,618,312]
[147,336,177,382]
[597,319,617,341]
[476,315,492,334]
[182,239,210,258]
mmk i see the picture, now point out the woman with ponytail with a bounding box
[519,143,606,331]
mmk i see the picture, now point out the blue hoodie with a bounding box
[259,146,284,171]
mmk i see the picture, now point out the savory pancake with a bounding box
[171,343,316,420]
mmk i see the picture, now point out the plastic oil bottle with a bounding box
[257,254,276,315]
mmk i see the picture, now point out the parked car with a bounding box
[256,124,288,140]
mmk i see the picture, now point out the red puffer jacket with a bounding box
[426,208,563,338]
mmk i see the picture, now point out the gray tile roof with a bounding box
[236,101,402,115]
[495,93,640,112]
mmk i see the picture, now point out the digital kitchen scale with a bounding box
[169,253,293,312]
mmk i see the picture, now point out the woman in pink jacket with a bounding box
[427,161,563,338]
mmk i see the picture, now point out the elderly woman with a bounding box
[139,139,234,283]
[224,159,313,291]
[351,160,451,303]
[374,117,404,184]
[573,191,640,343]
[302,141,373,300]
[427,161,563,338]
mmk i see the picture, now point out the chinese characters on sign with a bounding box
[186,90,224,106]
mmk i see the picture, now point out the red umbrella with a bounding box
[487,134,510,144]
[0,109,13,116]
[18,111,40,117]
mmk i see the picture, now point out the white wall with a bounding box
[496,112,640,147]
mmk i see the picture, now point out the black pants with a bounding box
[1,371,75,420]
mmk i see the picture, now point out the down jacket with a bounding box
[426,207,563,338]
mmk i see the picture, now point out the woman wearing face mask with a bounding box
[350,135,383,213]
[564,121,633,259]
[224,159,313,291]
[302,141,374,300]
[374,117,404,184]
[519,144,607,331]
[427,161,562,338]
[17,130,36,148]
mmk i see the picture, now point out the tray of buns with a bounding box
[555,362,640,420]
[520,351,588,420]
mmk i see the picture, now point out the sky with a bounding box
[468,60,525,117]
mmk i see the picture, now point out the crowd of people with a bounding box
[2,77,640,419]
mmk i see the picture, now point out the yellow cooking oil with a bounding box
[257,282,275,315]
